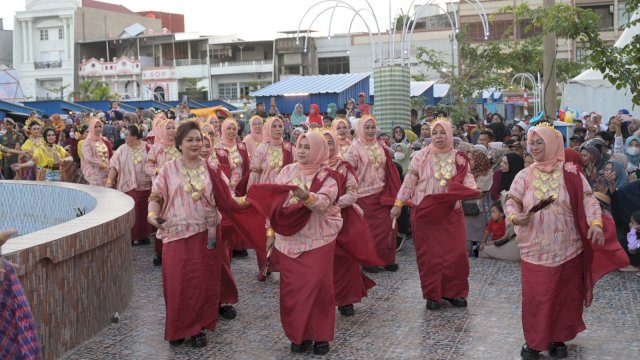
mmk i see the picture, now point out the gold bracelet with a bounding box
[266,228,275,237]
[147,211,157,219]
[508,214,517,225]
[106,179,113,185]
[303,193,315,205]
[590,219,603,228]
[394,199,404,207]
[237,196,247,206]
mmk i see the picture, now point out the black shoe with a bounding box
[219,305,237,320]
[443,297,468,307]
[520,344,540,359]
[192,332,206,348]
[384,264,399,272]
[338,304,355,316]
[138,238,150,245]
[362,266,379,273]
[152,253,162,266]
[232,249,249,258]
[313,341,330,356]
[426,299,440,310]
[169,338,184,346]
[290,341,310,353]
[548,342,568,358]
[396,235,405,251]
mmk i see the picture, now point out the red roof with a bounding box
[82,0,136,15]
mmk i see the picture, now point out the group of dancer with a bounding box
[1,109,630,359]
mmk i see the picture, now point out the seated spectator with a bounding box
[480,203,520,261]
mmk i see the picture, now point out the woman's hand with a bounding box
[605,171,616,193]
[147,216,165,230]
[100,162,109,170]
[512,213,533,226]
[292,187,309,201]
[10,163,22,171]
[587,225,605,245]
[390,205,401,220]
[0,228,18,247]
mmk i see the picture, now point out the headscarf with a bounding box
[583,146,604,170]
[87,118,103,142]
[296,131,329,177]
[220,118,239,146]
[327,103,338,119]
[472,144,488,155]
[604,159,628,189]
[528,126,565,172]
[624,135,640,168]
[564,148,584,173]
[469,149,492,179]
[610,153,629,171]
[500,153,525,192]
[323,130,341,167]
[456,142,474,153]
[156,119,176,146]
[51,114,65,133]
[331,118,352,147]
[392,126,407,144]
[248,115,264,143]
[357,115,378,145]
[308,104,322,125]
[490,148,505,170]
[291,127,305,144]
[262,116,284,145]
[428,119,453,154]
[290,103,306,126]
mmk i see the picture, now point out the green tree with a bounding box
[72,79,99,101]
[91,83,116,101]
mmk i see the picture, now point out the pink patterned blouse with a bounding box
[242,134,260,159]
[109,143,152,193]
[81,139,109,186]
[144,142,181,182]
[214,142,246,192]
[396,148,477,206]
[274,164,343,258]
[151,159,229,243]
[344,140,387,198]
[504,162,601,266]
[247,143,297,187]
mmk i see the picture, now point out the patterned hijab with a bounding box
[469,149,492,179]
[156,119,176,146]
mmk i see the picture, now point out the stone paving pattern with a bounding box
[61,239,640,360]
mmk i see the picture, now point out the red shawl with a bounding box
[247,165,340,236]
[379,147,402,206]
[214,148,232,180]
[411,151,480,223]
[235,142,251,196]
[563,164,629,307]
[335,160,384,266]
[282,142,294,168]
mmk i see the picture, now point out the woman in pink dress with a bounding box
[391,118,478,311]
[323,130,378,317]
[242,115,264,159]
[81,118,112,186]
[145,117,180,266]
[345,115,401,272]
[247,116,297,278]
[331,118,352,157]
[147,120,237,348]
[504,124,626,360]
[266,131,342,356]
[107,124,153,245]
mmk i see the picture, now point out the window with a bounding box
[40,30,48,41]
[318,56,350,75]
[218,83,237,100]
[58,28,63,39]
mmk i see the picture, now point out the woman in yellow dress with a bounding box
[15,118,45,180]
[13,127,73,182]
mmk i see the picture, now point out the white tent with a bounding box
[562,13,640,118]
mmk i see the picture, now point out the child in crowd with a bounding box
[628,211,640,255]
[481,203,506,246]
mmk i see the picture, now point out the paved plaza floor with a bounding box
[61,239,640,360]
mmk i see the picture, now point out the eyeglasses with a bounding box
[528,140,545,147]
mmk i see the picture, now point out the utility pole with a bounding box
[542,0,557,120]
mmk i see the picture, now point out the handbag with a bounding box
[462,200,480,216]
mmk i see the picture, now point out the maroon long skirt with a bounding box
[411,208,469,301]
[357,193,396,266]
[162,231,221,341]
[522,254,586,351]
[126,190,152,242]
[219,225,239,304]
[334,245,375,306]
[278,242,336,344]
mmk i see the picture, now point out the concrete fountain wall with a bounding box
[0,180,135,360]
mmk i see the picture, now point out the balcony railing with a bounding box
[175,59,206,66]
[34,61,62,69]
[210,59,273,68]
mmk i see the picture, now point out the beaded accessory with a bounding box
[267,144,283,173]
[129,144,144,165]
[180,163,206,201]
[432,153,454,188]
[532,168,561,200]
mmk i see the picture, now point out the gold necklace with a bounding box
[180,161,205,201]
[267,144,283,173]
[226,144,242,169]
[339,143,350,156]
[288,172,313,205]
[96,142,109,162]
[364,143,383,169]
[532,168,561,200]
[432,153,454,188]
[165,145,181,161]
[43,144,61,165]
[129,143,144,165]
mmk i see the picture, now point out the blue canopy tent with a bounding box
[23,100,94,116]
[250,73,371,114]
[0,100,43,120]
[76,101,137,112]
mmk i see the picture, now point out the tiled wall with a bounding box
[1,181,135,360]
[0,183,97,236]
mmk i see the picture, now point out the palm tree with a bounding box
[72,79,99,101]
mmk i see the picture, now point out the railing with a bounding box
[210,59,273,68]
[34,61,62,69]
[175,59,206,66]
